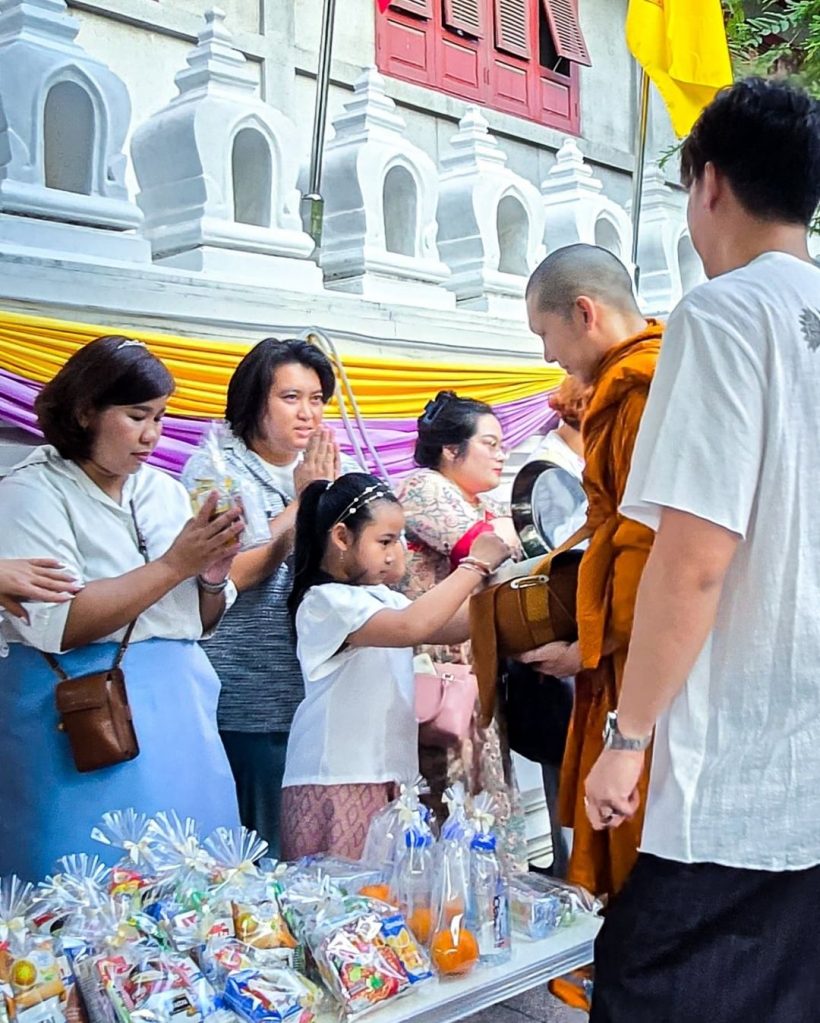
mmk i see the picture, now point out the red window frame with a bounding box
[375,0,585,133]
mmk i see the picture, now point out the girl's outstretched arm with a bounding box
[348,532,508,649]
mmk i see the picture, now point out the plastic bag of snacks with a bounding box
[307,911,409,1017]
[0,876,70,1023]
[185,424,269,552]
[223,967,321,1023]
[96,947,217,1023]
[428,785,478,978]
[289,860,383,902]
[375,914,432,987]
[90,811,156,900]
[466,794,511,967]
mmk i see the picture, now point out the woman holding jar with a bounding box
[396,390,528,872]
[182,338,359,856]
[0,335,242,880]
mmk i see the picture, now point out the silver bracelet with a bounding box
[197,574,229,594]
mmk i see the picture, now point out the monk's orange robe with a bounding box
[560,322,663,898]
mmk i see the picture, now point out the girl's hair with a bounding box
[35,336,175,461]
[226,338,336,446]
[547,376,591,431]
[413,390,495,470]
[289,471,400,615]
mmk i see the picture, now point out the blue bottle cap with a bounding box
[405,828,432,848]
[470,832,497,852]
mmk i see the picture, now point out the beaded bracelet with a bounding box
[197,574,229,594]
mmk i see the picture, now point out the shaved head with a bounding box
[526,243,640,319]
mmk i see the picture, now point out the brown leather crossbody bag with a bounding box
[42,500,148,773]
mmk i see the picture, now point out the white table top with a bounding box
[317,914,601,1023]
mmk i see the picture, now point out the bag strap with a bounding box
[41,500,149,682]
[533,522,593,578]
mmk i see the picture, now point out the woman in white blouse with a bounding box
[0,336,243,880]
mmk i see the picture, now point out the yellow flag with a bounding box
[626,0,733,137]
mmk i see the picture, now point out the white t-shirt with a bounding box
[527,430,585,481]
[621,252,820,871]
[0,446,215,651]
[283,582,419,787]
[236,448,361,504]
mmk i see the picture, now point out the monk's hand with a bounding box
[584,748,644,830]
[516,639,581,677]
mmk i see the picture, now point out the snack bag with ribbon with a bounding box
[0,875,70,1023]
[36,855,114,1023]
[429,785,478,978]
[90,811,156,901]
[186,423,269,552]
[307,910,408,1018]
[223,967,322,1023]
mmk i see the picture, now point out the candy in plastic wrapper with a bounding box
[231,904,296,953]
[378,915,432,986]
[309,913,408,1017]
[0,877,68,1023]
[223,968,321,1023]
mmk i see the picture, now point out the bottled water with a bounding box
[469,832,511,966]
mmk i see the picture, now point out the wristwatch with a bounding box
[603,711,652,752]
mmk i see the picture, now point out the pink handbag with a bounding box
[414,662,478,747]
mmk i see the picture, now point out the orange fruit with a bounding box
[430,927,479,976]
[407,906,433,943]
[359,883,392,903]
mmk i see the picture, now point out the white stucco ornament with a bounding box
[541,138,633,268]
[0,0,147,261]
[436,108,545,316]
[631,164,703,315]
[131,8,320,287]
[319,66,453,308]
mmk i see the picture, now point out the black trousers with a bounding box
[590,853,820,1023]
[220,730,288,859]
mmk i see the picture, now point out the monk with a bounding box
[522,244,662,1008]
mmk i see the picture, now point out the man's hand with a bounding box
[516,639,582,677]
[584,747,645,829]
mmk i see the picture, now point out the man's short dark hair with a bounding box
[526,243,641,319]
[225,337,336,446]
[35,335,175,461]
[680,77,820,226]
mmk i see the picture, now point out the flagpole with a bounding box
[302,0,338,248]
[630,67,651,287]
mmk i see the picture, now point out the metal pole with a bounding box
[302,0,338,248]
[630,67,651,289]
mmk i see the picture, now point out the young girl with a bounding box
[280,472,509,861]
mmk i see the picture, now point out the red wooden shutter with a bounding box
[388,0,433,17]
[443,0,483,38]
[541,0,591,65]
[493,0,529,59]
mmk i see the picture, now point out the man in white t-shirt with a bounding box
[583,80,820,1022]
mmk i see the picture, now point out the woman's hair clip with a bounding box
[117,338,148,350]
[420,391,455,427]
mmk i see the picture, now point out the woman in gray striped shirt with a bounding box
[182,338,357,855]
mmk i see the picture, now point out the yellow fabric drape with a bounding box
[0,310,563,420]
[626,0,733,137]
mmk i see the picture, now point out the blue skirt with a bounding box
[0,639,240,880]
